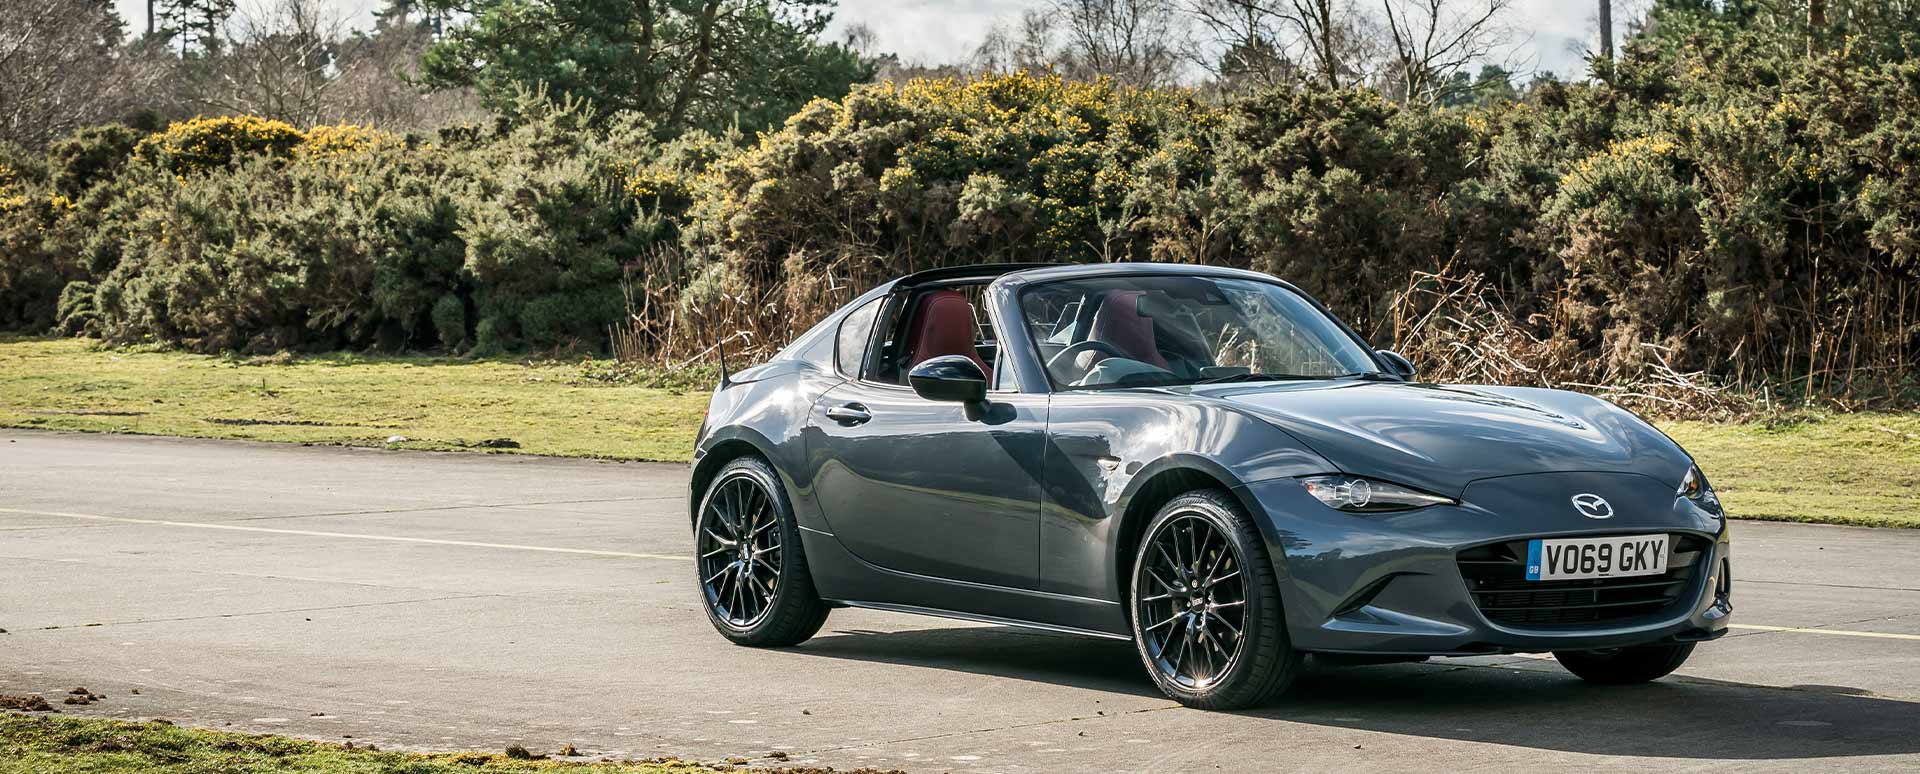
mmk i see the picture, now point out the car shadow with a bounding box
[795,625,1920,761]
[800,623,1160,698]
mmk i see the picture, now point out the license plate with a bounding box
[1526,534,1669,581]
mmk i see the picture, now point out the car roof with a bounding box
[895,262,1283,289]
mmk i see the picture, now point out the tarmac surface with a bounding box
[3,429,1919,772]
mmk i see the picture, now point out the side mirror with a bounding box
[1375,349,1416,380]
[908,355,988,405]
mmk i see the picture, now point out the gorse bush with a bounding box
[2,3,1919,411]
[133,116,307,176]
[12,93,668,352]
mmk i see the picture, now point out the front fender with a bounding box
[1040,391,1335,603]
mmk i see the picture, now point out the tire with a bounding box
[1128,489,1303,710]
[693,456,830,647]
[1553,643,1695,685]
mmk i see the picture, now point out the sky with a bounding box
[110,0,1617,81]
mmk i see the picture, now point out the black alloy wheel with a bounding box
[1137,512,1250,690]
[1129,489,1302,709]
[695,456,829,646]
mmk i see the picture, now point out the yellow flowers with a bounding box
[1558,135,1681,190]
[1610,136,1678,158]
[136,116,307,175]
[297,124,397,161]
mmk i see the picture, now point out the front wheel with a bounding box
[1128,490,1302,710]
[1554,643,1695,685]
[694,456,829,647]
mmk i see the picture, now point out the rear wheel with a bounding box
[1128,490,1302,710]
[695,456,829,647]
[1554,643,1695,685]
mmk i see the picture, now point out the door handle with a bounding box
[825,403,871,425]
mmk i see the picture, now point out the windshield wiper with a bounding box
[1338,371,1405,382]
[1194,372,1327,385]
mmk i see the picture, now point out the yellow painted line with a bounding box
[1730,624,1920,641]
[0,507,690,562]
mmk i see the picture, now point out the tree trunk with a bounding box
[1807,0,1826,56]
[1597,0,1613,61]
[665,0,721,135]
[1314,0,1339,89]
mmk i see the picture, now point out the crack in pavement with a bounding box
[9,593,506,634]
[1737,578,1920,594]
[787,656,1520,760]
[1447,657,1920,703]
[796,701,1185,759]
[0,552,513,596]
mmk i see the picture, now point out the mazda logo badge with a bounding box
[1571,493,1614,519]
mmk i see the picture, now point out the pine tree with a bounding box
[155,0,235,55]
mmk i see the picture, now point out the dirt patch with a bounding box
[0,694,57,712]
[203,417,352,427]
[503,745,545,760]
[455,437,521,449]
[19,409,146,417]
[63,687,104,706]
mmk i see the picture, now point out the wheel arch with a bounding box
[690,428,781,526]
[1111,455,1275,607]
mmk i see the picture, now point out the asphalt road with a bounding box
[4,430,1919,772]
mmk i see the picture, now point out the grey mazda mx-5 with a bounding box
[688,262,1732,709]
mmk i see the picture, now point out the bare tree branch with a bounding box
[1378,0,1513,104]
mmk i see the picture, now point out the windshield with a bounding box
[1018,275,1384,390]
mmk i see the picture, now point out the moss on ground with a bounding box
[0,712,825,773]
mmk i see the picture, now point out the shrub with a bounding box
[45,125,145,197]
[4,36,1918,411]
[296,124,399,161]
[134,116,306,176]
[71,95,663,353]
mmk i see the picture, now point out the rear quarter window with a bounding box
[835,297,882,377]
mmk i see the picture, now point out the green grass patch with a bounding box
[1664,412,1920,529]
[3,336,1915,528]
[0,337,708,462]
[0,712,766,772]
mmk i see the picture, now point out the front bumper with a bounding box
[1237,471,1733,656]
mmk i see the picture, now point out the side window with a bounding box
[870,284,998,385]
[835,298,882,378]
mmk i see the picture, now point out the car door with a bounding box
[804,289,1047,590]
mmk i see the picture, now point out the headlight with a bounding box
[1677,467,1702,499]
[1301,475,1456,513]
[1678,465,1721,509]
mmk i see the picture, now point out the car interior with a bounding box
[870,284,1002,387]
[866,275,1359,392]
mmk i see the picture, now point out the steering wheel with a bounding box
[1047,340,1126,382]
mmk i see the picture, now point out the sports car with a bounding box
[688,262,1732,709]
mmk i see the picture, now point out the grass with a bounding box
[0,337,708,462]
[0,712,777,773]
[2,336,1915,529]
[1664,413,1920,529]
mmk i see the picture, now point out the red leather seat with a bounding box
[905,290,991,378]
[1087,290,1167,367]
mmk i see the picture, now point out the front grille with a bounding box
[1457,534,1710,628]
